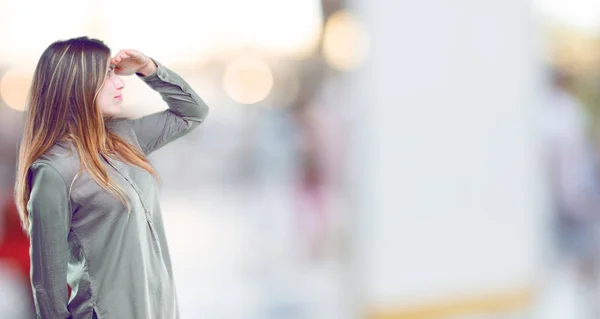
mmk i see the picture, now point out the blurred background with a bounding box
[3,0,600,318]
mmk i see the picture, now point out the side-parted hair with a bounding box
[14,36,159,234]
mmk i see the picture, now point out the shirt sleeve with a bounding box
[128,59,209,155]
[27,161,72,319]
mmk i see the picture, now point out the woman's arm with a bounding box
[111,50,209,155]
[27,161,72,318]
[130,59,209,155]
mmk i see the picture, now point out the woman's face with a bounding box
[97,59,125,117]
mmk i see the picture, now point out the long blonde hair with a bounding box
[14,36,160,233]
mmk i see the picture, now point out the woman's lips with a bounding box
[115,95,123,101]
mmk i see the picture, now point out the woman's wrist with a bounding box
[136,58,158,77]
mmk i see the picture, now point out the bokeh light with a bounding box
[0,0,88,63]
[0,0,323,65]
[535,0,600,33]
[226,0,323,59]
[322,10,370,71]
[223,58,274,105]
[0,66,34,112]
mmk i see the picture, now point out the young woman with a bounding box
[13,36,209,318]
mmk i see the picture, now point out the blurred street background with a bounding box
[2,0,600,318]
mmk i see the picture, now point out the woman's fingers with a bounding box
[125,50,145,62]
[111,50,127,63]
[109,49,146,75]
[111,50,143,65]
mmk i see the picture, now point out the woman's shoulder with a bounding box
[31,143,80,186]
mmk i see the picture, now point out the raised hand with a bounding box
[110,49,157,76]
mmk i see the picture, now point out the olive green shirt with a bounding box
[26,60,209,319]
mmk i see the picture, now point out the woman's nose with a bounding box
[115,76,125,89]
